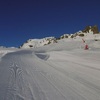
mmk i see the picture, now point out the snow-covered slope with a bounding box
[0,25,100,100]
[0,37,100,100]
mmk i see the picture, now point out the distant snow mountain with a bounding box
[20,37,57,48]
[20,25,100,49]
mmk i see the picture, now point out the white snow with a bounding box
[0,34,100,100]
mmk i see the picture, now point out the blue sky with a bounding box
[0,0,100,47]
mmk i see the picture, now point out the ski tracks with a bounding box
[4,52,48,100]
[0,52,32,100]
[6,63,26,100]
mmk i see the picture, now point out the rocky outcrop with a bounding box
[82,25,99,34]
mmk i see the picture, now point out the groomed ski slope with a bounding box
[0,39,100,100]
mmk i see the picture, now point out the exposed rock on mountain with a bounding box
[82,25,99,34]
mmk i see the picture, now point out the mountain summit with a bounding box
[82,25,99,34]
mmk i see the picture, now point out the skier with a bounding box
[85,44,89,50]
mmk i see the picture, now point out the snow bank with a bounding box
[0,47,18,59]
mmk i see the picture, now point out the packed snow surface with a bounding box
[0,39,100,100]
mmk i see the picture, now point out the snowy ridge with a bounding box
[21,37,57,48]
[20,28,100,49]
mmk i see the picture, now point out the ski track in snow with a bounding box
[0,49,100,100]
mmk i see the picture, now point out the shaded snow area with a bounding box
[0,47,17,59]
[0,39,100,100]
